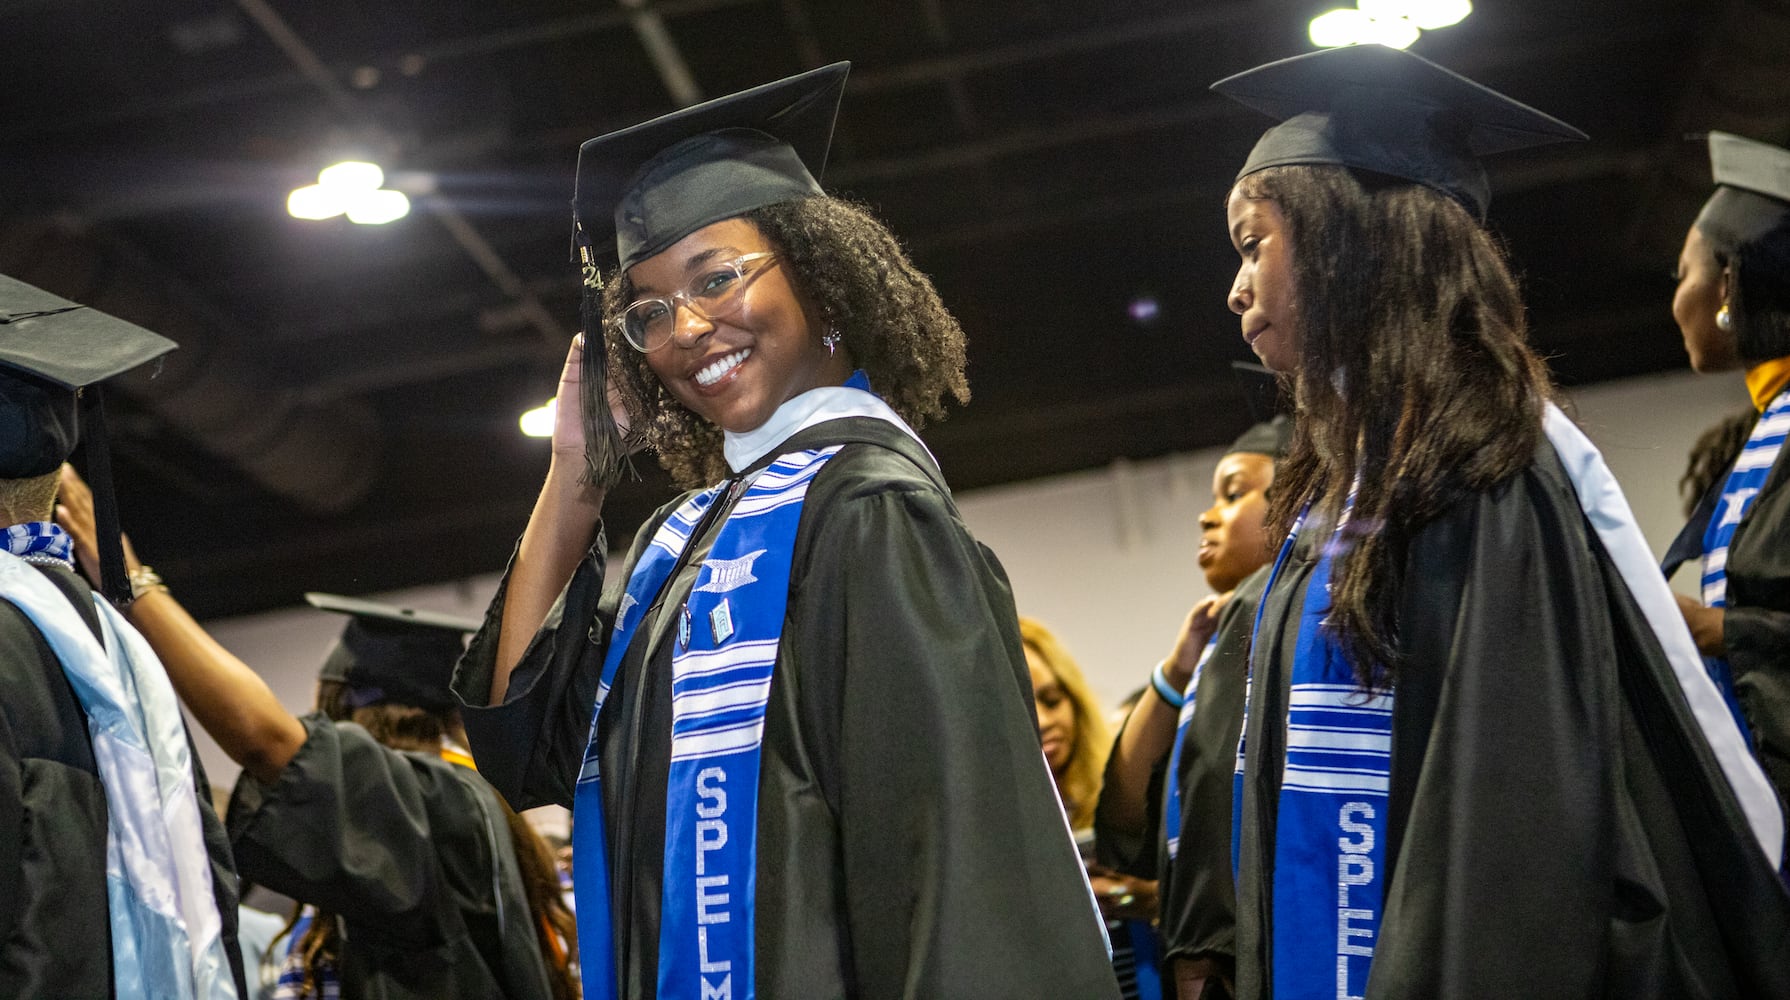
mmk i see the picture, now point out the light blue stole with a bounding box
[0,552,239,1000]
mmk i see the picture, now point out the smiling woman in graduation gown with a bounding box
[452,64,1118,1000]
[1211,45,1790,999]
[1662,131,1790,825]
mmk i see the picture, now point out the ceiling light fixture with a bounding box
[519,398,556,438]
[287,160,411,224]
[1309,0,1469,49]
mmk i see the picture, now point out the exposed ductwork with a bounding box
[0,213,382,514]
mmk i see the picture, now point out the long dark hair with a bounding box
[595,195,971,488]
[280,682,579,999]
[1240,166,1551,688]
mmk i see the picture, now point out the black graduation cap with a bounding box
[572,61,849,272]
[565,62,850,492]
[306,592,483,713]
[1211,44,1587,219]
[1695,131,1790,250]
[0,275,176,602]
[1226,414,1292,459]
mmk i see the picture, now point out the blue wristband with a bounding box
[1150,661,1186,709]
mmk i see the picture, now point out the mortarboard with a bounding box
[1695,131,1790,251]
[0,274,176,602]
[572,62,850,273]
[1225,414,1292,459]
[307,592,483,713]
[1211,44,1586,219]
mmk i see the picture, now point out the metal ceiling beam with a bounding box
[618,0,703,106]
[0,213,383,514]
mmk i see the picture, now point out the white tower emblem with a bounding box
[695,549,768,594]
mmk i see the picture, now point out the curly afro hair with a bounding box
[595,195,971,488]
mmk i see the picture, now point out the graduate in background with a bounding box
[1661,132,1790,825]
[1096,416,1289,1000]
[0,276,245,998]
[452,63,1118,1000]
[1213,44,1790,998]
[55,466,567,1000]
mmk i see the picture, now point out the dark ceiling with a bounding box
[5,0,1788,618]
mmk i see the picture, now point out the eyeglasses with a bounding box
[612,252,779,352]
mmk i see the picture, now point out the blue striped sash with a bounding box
[1699,386,1790,742]
[1232,503,1393,1000]
[570,446,841,1000]
[1164,635,1218,861]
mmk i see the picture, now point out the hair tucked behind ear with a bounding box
[1240,166,1551,689]
[600,195,971,488]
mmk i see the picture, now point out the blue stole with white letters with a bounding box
[1699,385,1790,745]
[1237,504,1394,1000]
[570,446,842,1000]
[1163,635,1218,862]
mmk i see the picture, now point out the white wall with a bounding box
[186,368,1750,788]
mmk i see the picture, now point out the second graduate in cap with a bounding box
[453,63,1121,1000]
[1214,43,1789,998]
[1665,131,1790,834]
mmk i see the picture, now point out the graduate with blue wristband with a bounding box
[452,64,1118,1000]
[1095,415,1288,1000]
[1213,44,1790,999]
[1662,132,1790,831]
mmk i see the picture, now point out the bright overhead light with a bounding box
[1360,0,1472,29]
[345,188,410,225]
[1310,0,1468,48]
[520,398,556,438]
[1309,8,1376,47]
[318,160,384,191]
[289,161,409,224]
[286,184,344,220]
[1360,14,1422,48]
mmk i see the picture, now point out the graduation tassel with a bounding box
[577,245,637,491]
[73,384,133,605]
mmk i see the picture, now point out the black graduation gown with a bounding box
[1236,443,1790,999]
[228,715,553,1000]
[454,416,1120,1000]
[0,562,248,999]
[1664,427,1790,828]
[1094,567,1267,996]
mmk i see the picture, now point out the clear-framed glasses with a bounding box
[613,252,779,352]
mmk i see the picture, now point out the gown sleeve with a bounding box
[227,715,494,951]
[798,484,1122,1000]
[453,519,635,811]
[1365,474,1619,998]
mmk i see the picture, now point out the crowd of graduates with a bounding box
[4,41,1790,1000]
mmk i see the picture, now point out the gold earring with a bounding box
[1717,303,1734,332]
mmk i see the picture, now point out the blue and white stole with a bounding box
[1163,635,1219,862]
[1252,499,1393,1000]
[1699,385,1790,742]
[570,445,843,1000]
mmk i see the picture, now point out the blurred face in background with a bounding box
[1199,451,1276,593]
[1026,647,1078,780]
[1672,224,1742,373]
